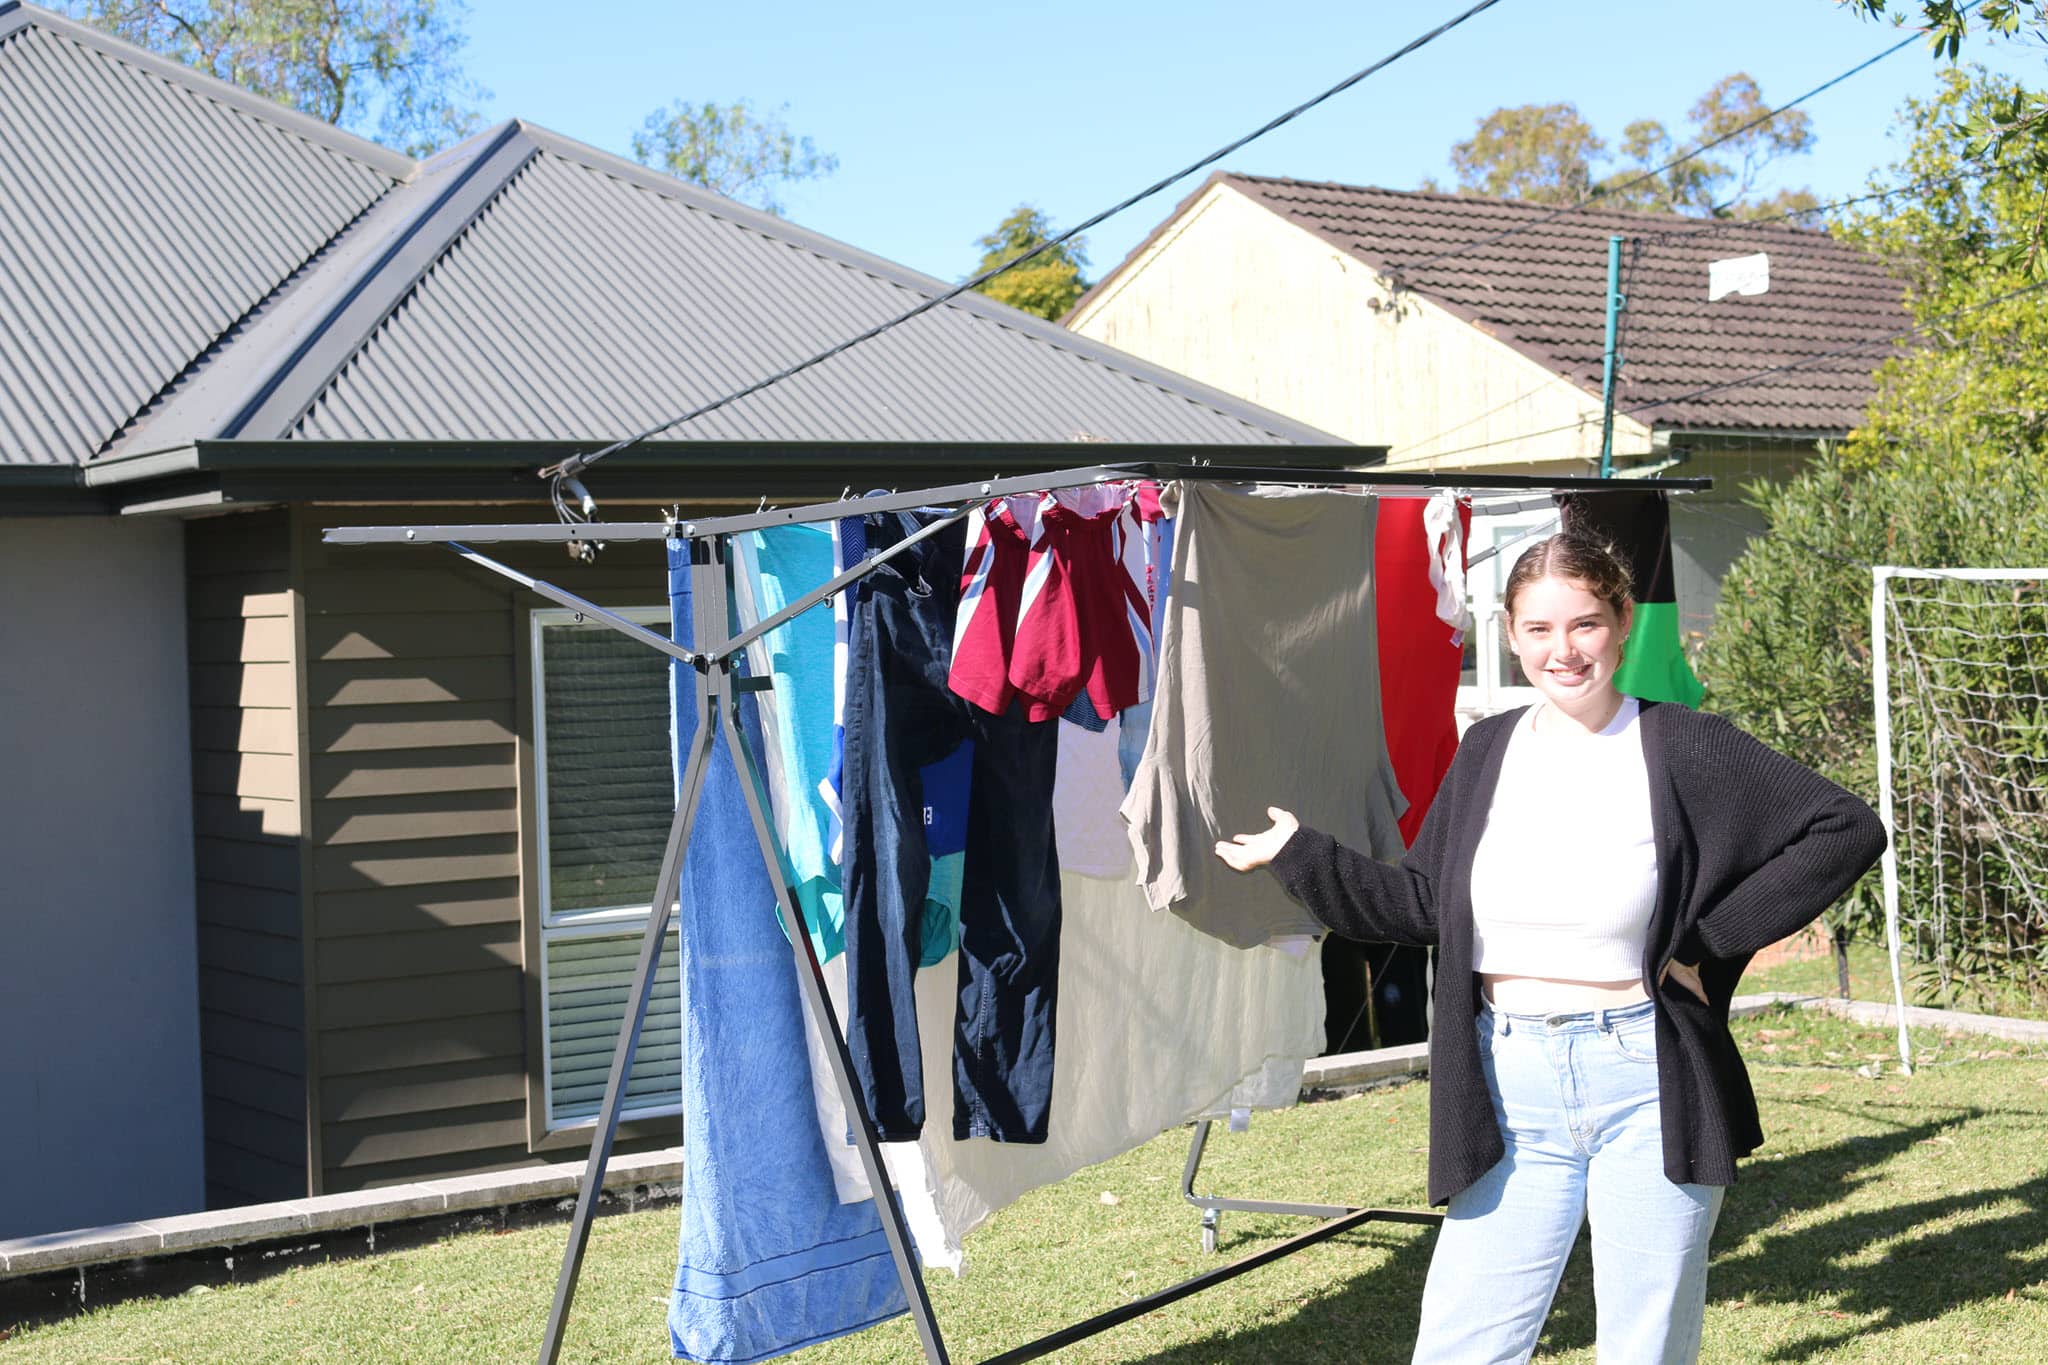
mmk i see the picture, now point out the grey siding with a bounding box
[295,508,672,1191]
[187,511,310,1207]
[0,517,203,1238]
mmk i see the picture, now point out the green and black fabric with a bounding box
[1556,489,1703,708]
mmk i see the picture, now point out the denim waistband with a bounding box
[1480,997,1655,1034]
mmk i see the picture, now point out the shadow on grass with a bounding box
[1118,1098,2046,1363]
[1113,1223,1436,1365]
[1707,1097,2048,1361]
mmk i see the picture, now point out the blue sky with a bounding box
[464,1,2045,285]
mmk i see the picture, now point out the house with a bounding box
[1066,172,1906,712]
[0,2,1356,1239]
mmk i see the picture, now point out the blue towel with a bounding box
[667,541,908,1363]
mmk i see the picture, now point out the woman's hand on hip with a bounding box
[1214,807,1300,873]
[1660,958,1710,1005]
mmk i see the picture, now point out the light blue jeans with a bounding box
[1413,999,1724,1365]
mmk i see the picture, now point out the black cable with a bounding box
[1386,17,1950,284]
[1399,154,2026,464]
[1415,272,2048,465]
[1637,151,2026,244]
[541,0,1513,489]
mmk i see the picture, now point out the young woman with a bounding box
[1215,531,1885,1364]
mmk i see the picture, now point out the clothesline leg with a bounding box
[716,642,953,1365]
[537,704,716,1365]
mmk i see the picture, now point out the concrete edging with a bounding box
[0,1147,681,1280]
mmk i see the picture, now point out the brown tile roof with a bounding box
[1165,173,1907,436]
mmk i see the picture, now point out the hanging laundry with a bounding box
[1116,511,1174,790]
[841,510,1062,1145]
[1053,716,1132,879]
[817,830,1325,1272]
[1122,484,1408,948]
[950,482,1164,722]
[1555,488,1704,708]
[1374,493,1472,846]
[731,526,965,969]
[665,541,906,1364]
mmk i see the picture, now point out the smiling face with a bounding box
[1505,573,1632,727]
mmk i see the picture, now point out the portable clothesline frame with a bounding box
[324,460,1709,1365]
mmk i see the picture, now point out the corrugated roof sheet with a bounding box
[277,133,1331,448]
[0,5,404,466]
[1180,174,1907,434]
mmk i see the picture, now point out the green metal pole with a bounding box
[1598,233,1623,478]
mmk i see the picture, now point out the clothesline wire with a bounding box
[538,0,1513,492]
[1400,271,2048,467]
[1383,13,1954,285]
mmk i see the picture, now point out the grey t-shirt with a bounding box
[1120,484,1409,948]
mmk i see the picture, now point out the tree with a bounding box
[1696,68,2048,964]
[630,100,837,217]
[60,0,486,157]
[1444,102,1604,205]
[1848,2,2048,274]
[1441,74,1817,217]
[967,205,1090,322]
[1836,68,2048,463]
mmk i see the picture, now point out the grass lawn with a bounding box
[1737,936,1895,1004]
[6,1005,2045,1363]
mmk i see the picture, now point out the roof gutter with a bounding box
[0,463,109,513]
[79,437,1392,507]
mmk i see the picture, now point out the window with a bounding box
[532,607,681,1130]
[1457,511,1552,721]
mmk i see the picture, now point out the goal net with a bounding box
[1873,567,2048,1069]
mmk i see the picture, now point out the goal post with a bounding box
[1872,565,2048,1072]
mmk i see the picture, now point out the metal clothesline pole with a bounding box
[537,708,714,1365]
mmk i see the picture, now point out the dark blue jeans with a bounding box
[841,511,1061,1143]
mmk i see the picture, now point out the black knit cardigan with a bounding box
[1270,700,1887,1207]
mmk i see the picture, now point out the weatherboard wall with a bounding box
[186,510,311,1208]
[292,506,675,1192]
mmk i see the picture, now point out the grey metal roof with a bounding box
[128,122,1341,452]
[1,0,1339,476]
[0,3,408,467]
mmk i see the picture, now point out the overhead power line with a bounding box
[1398,147,2029,460]
[1404,272,2048,466]
[1386,16,1952,284]
[1638,150,2027,243]
[542,0,1512,489]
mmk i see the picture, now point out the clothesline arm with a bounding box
[713,499,985,666]
[445,541,698,666]
[321,461,1709,550]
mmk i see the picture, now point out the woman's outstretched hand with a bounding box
[1214,807,1300,872]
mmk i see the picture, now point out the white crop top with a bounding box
[1468,698,1659,982]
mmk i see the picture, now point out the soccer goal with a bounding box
[1872,567,2048,1071]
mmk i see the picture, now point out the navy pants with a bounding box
[841,511,1061,1143]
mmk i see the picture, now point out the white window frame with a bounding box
[530,605,682,1132]
[1457,509,1552,723]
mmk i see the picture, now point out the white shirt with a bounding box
[1468,698,1659,982]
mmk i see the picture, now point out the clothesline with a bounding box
[326,460,1711,548]
[321,460,1711,1365]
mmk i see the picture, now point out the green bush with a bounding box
[1698,451,2048,1004]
